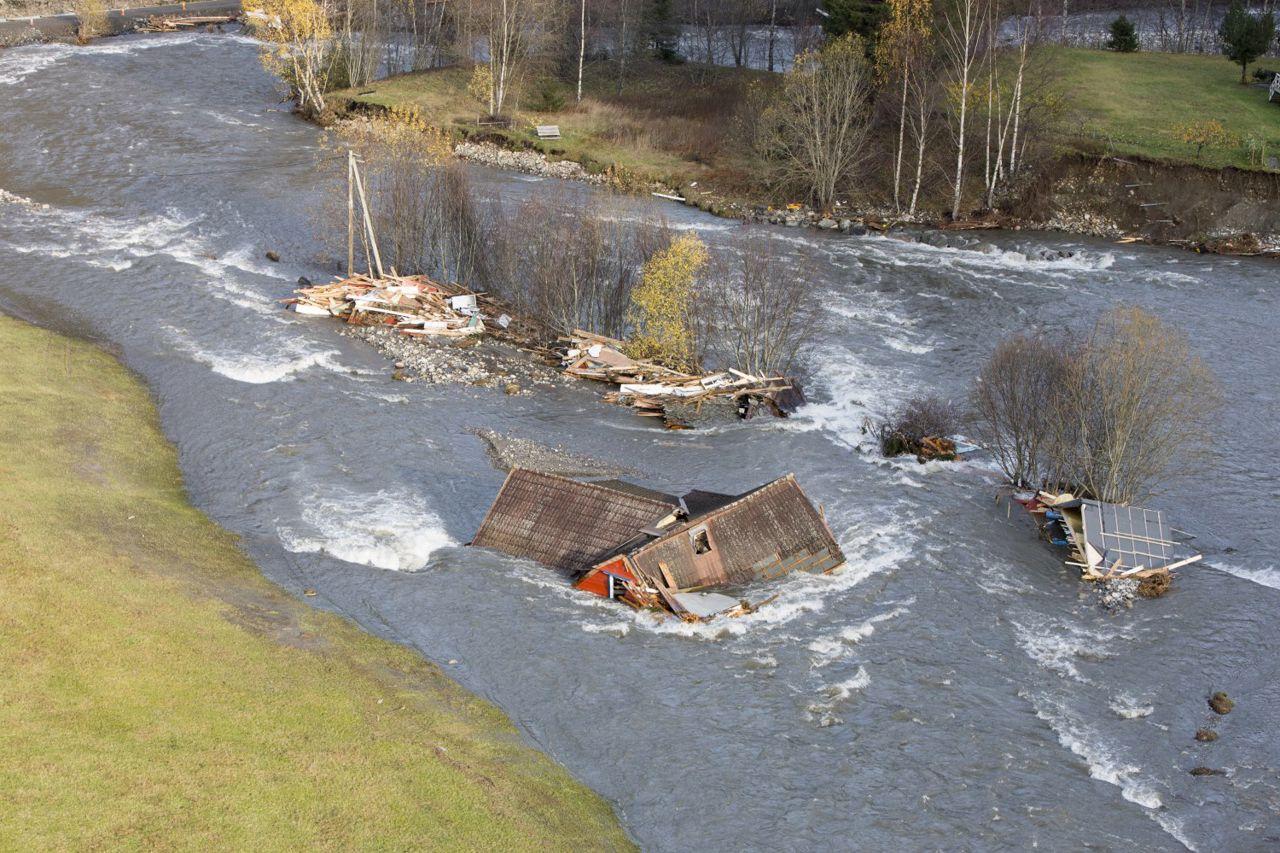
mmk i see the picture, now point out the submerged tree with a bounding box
[1219,0,1276,84]
[972,307,1221,503]
[627,233,708,372]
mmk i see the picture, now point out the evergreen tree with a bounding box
[820,0,890,45]
[646,0,679,61]
[1219,0,1276,84]
[1106,15,1139,52]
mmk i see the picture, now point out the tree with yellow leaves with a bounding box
[626,233,707,373]
[245,0,334,117]
[876,0,933,215]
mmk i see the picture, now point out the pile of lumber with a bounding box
[558,331,804,429]
[136,14,238,32]
[285,273,539,344]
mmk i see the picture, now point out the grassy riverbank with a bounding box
[0,313,631,849]
[1057,47,1280,169]
[333,58,767,192]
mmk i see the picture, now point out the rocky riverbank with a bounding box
[437,138,1280,259]
[339,323,570,394]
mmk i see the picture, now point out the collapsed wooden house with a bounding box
[470,469,845,619]
[1020,491,1201,590]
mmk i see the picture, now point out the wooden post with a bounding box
[346,149,355,277]
[350,157,383,280]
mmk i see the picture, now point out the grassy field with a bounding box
[333,59,766,191]
[0,313,632,850]
[1056,47,1280,169]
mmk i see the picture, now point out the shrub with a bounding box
[1178,119,1234,160]
[878,396,962,460]
[1106,15,1139,52]
[525,77,566,113]
[75,0,108,42]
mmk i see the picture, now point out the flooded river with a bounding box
[2,32,1278,851]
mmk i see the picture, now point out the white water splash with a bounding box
[162,324,342,384]
[1010,613,1130,684]
[1027,692,1164,811]
[1211,561,1280,591]
[277,487,455,571]
[808,601,913,667]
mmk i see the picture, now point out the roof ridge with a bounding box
[507,467,676,507]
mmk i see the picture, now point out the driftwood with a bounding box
[557,333,804,429]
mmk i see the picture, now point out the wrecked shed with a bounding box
[471,469,844,619]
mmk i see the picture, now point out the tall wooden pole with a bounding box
[346,149,355,277]
[351,156,384,280]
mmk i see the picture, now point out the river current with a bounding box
[1,32,1278,851]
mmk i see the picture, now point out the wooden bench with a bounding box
[535,124,561,140]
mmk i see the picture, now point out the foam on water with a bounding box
[277,487,455,571]
[163,324,343,383]
[0,33,229,87]
[1026,692,1164,811]
[1010,613,1131,683]
[1109,694,1156,720]
[808,601,913,667]
[1210,561,1280,591]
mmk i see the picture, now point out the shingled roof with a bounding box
[471,469,677,574]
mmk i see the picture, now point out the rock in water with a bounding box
[265,250,281,262]
[1189,766,1227,777]
[1195,728,1219,742]
[1209,692,1235,715]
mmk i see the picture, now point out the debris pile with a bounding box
[558,331,804,429]
[1018,491,1202,597]
[286,273,539,346]
[136,14,238,32]
[287,275,805,429]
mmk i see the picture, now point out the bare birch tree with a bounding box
[465,0,556,116]
[876,0,933,214]
[938,0,987,220]
[759,33,874,208]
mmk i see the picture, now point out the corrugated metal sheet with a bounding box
[629,475,844,590]
[472,469,675,574]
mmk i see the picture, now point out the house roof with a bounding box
[471,469,676,575]
[590,479,680,506]
[627,474,845,590]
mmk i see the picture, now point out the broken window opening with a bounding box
[691,527,712,555]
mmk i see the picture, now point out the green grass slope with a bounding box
[0,313,632,851]
[1057,46,1280,169]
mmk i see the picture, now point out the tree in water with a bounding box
[1106,15,1139,52]
[1219,0,1276,84]
[626,234,708,372]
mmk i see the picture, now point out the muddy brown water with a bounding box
[2,32,1278,851]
